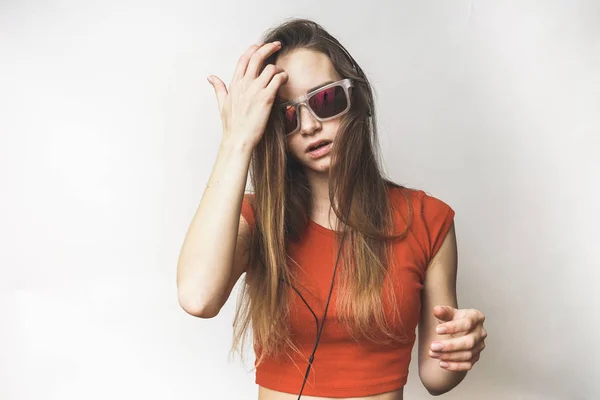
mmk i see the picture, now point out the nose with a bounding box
[297,104,321,135]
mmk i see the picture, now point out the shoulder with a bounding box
[414,189,455,264]
[387,183,456,262]
[418,189,454,220]
[387,184,452,216]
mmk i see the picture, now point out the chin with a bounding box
[288,151,332,173]
[306,158,332,173]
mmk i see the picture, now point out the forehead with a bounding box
[275,48,342,102]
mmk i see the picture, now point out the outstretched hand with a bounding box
[429,305,487,371]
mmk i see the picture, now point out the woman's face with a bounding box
[275,48,344,174]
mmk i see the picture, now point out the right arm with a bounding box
[176,139,253,318]
[176,40,287,318]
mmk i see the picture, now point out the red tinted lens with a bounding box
[282,104,298,134]
[308,85,348,118]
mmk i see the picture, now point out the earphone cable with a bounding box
[285,190,355,400]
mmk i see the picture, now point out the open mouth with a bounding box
[307,140,332,152]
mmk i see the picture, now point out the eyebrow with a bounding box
[279,80,335,102]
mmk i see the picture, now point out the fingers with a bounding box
[264,69,288,103]
[232,43,261,83]
[437,318,475,334]
[207,75,227,112]
[210,41,287,115]
[245,41,282,79]
[430,341,485,362]
[439,358,478,371]
[256,63,285,88]
[430,349,474,362]
[439,352,481,371]
[430,335,476,352]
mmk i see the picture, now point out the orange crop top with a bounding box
[240,186,455,398]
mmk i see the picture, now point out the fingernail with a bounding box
[431,342,443,351]
[207,76,213,84]
[440,361,449,368]
[273,41,281,46]
[436,326,447,334]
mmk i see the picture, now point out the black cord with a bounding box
[279,280,320,397]
[280,191,354,400]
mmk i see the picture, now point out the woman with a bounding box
[177,18,488,400]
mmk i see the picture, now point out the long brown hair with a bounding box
[230,18,415,369]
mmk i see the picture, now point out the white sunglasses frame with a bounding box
[278,78,354,135]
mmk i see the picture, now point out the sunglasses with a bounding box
[278,78,354,135]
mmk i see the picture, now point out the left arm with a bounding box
[417,222,487,396]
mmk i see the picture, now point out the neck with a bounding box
[305,168,333,216]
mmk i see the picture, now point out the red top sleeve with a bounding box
[418,190,455,266]
[240,193,255,228]
[240,193,255,274]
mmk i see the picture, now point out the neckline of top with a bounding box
[307,218,340,235]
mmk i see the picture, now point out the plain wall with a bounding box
[1,1,598,399]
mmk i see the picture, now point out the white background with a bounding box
[1,1,598,399]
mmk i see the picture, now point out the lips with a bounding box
[306,139,332,153]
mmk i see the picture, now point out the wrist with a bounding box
[220,137,255,156]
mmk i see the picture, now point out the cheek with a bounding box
[328,120,341,136]
[286,137,300,154]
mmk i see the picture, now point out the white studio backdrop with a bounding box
[1,1,598,399]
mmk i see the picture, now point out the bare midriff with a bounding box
[258,386,404,400]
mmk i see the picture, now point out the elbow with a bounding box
[425,387,446,397]
[177,291,221,319]
[422,380,447,397]
[419,368,449,397]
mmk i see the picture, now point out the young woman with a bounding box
[177,18,488,400]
